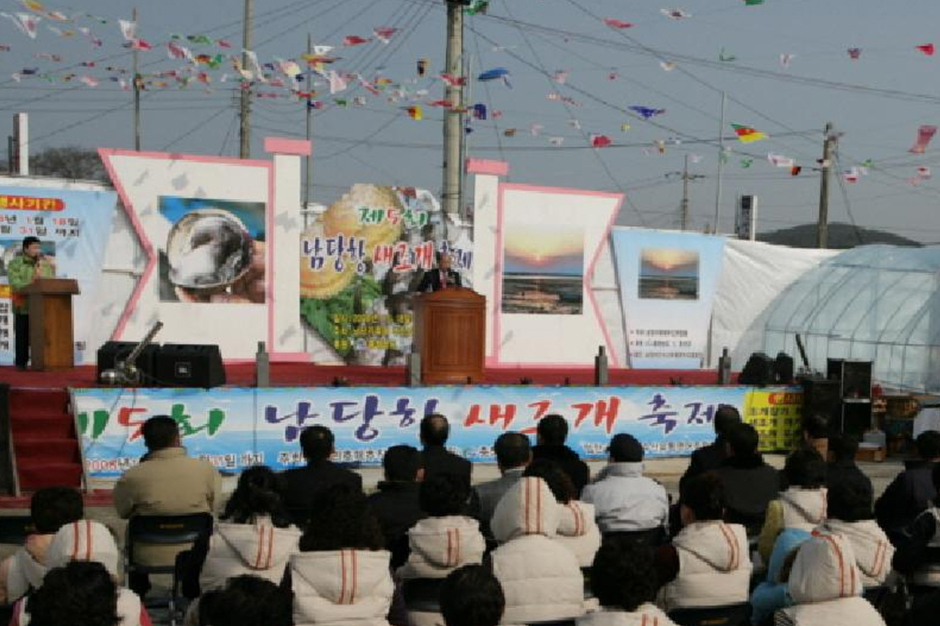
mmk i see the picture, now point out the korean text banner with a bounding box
[612,228,726,369]
[73,385,801,478]
[0,185,117,364]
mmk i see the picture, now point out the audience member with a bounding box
[876,430,940,539]
[197,575,293,626]
[280,425,363,526]
[0,486,83,604]
[715,422,780,533]
[749,527,812,625]
[580,542,678,626]
[774,533,885,626]
[368,445,426,569]
[827,434,873,495]
[533,415,590,496]
[582,434,669,537]
[800,412,831,461]
[439,565,505,626]
[656,473,751,612]
[290,485,393,626]
[112,416,222,597]
[757,448,827,563]
[820,470,894,587]
[892,462,940,590]
[490,476,585,623]
[474,432,531,529]
[525,458,601,567]
[420,414,471,483]
[679,404,741,490]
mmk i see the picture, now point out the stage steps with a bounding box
[9,388,82,491]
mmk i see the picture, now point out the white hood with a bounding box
[45,520,120,579]
[672,522,745,573]
[199,519,301,591]
[780,487,827,530]
[397,516,485,579]
[555,501,602,568]
[577,605,679,626]
[5,535,53,601]
[788,533,863,604]
[291,549,393,626]
[821,519,894,586]
[491,477,560,542]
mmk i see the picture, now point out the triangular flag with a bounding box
[744,0,764,5]
[591,134,612,148]
[719,48,736,62]
[848,48,861,60]
[328,69,347,94]
[407,105,422,120]
[549,136,564,146]
[2,12,40,39]
[603,17,633,28]
[731,123,767,143]
[118,19,137,41]
[344,35,370,46]
[780,53,795,69]
[790,166,802,176]
[916,43,935,56]
[660,8,692,19]
[373,27,397,43]
[767,153,794,168]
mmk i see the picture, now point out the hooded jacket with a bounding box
[759,487,828,562]
[396,515,486,579]
[291,549,394,626]
[199,518,301,592]
[555,501,602,568]
[821,519,894,587]
[581,463,669,534]
[577,605,679,626]
[2,534,54,602]
[658,521,752,611]
[776,533,885,626]
[491,477,585,624]
[45,519,120,578]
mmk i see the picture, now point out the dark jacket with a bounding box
[417,268,462,293]
[875,460,938,537]
[279,460,363,526]
[421,445,472,483]
[679,440,728,491]
[715,454,780,534]
[531,444,590,497]
[367,481,425,569]
[827,458,873,495]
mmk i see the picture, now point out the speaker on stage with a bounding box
[739,352,775,385]
[96,341,159,383]
[799,375,841,424]
[155,344,225,388]
[775,352,795,384]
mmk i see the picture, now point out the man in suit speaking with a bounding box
[417,252,462,292]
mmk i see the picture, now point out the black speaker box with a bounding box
[827,358,873,399]
[96,341,160,382]
[155,344,226,388]
[739,352,775,385]
[775,352,795,384]
[799,375,842,424]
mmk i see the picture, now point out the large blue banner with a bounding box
[72,385,802,478]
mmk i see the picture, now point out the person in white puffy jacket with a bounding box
[657,473,752,612]
[490,476,586,624]
[774,533,886,626]
[578,541,678,626]
[758,449,828,563]
[290,485,394,626]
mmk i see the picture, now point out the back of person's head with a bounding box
[829,433,860,462]
[523,459,575,504]
[680,472,724,522]
[222,465,291,527]
[30,487,84,534]
[420,473,469,516]
[300,484,384,552]
[590,541,659,611]
[801,413,830,440]
[725,422,760,459]
[383,444,422,482]
[198,574,293,626]
[142,415,179,451]
[608,433,644,463]
[494,432,531,470]
[420,414,450,446]
[537,414,568,446]
[440,565,505,626]
[713,405,742,439]
[300,425,334,462]
[827,472,874,522]
[784,447,827,489]
[917,430,940,460]
[25,561,118,626]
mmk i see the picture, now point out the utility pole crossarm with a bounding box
[816,122,834,249]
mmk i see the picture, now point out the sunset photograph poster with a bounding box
[638,247,700,301]
[502,224,585,315]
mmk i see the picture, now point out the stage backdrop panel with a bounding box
[0,180,117,365]
[73,385,801,478]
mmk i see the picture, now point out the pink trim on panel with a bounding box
[266,164,276,350]
[586,194,624,367]
[264,137,312,156]
[269,352,314,363]
[492,183,507,364]
[99,148,270,168]
[466,158,509,176]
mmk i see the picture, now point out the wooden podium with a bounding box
[413,288,485,384]
[21,278,80,370]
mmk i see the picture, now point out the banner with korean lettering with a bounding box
[72,385,800,478]
[300,185,473,366]
[611,228,727,369]
[0,184,117,364]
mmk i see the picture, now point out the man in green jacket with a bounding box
[7,236,54,369]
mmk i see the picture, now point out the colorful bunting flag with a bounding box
[374,27,397,44]
[731,123,768,143]
[591,134,612,148]
[417,58,428,76]
[628,106,666,119]
[660,8,692,19]
[344,35,370,46]
[659,61,677,71]
[465,0,489,15]
[2,12,40,39]
[780,53,795,69]
[603,17,633,29]
[549,137,564,146]
[328,69,347,94]
[744,0,765,5]
[407,105,422,120]
[719,48,736,62]
[848,48,861,60]
[118,19,136,41]
[440,73,466,87]
[791,166,802,176]
[916,43,935,56]
[767,153,794,167]
[909,125,937,153]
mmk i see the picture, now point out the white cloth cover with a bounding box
[554,501,602,568]
[199,518,301,592]
[45,519,120,579]
[397,515,486,580]
[291,549,393,626]
[779,488,827,531]
[820,519,894,587]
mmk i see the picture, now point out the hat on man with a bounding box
[608,433,644,463]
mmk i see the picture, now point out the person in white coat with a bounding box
[759,449,828,563]
[490,476,586,624]
[774,533,886,626]
[290,485,394,626]
[657,473,752,612]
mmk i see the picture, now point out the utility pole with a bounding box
[304,33,313,212]
[816,122,834,248]
[441,1,464,216]
[132,7,141,151]
[712,91,725,234]
[239,0,254,159]
[675,154,705,231]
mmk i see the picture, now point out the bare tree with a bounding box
[27,146,109,183]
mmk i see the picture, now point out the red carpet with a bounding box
[9,387,82,491]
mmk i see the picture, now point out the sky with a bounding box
[3,0,940,242]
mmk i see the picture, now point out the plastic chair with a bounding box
[124,513,212,626]
[668,602,752,626]
[0,515,35,545]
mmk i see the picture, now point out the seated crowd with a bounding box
[5,409,940,626]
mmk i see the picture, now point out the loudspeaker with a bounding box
[774,352,795,384]
[739,352,775,385]
[799,375,841,424]
[827,358,873,399]
[96,341,160,383]
[155,344,225,388]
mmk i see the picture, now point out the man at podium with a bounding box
[8,236,54,369]
[416,252,462,292]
